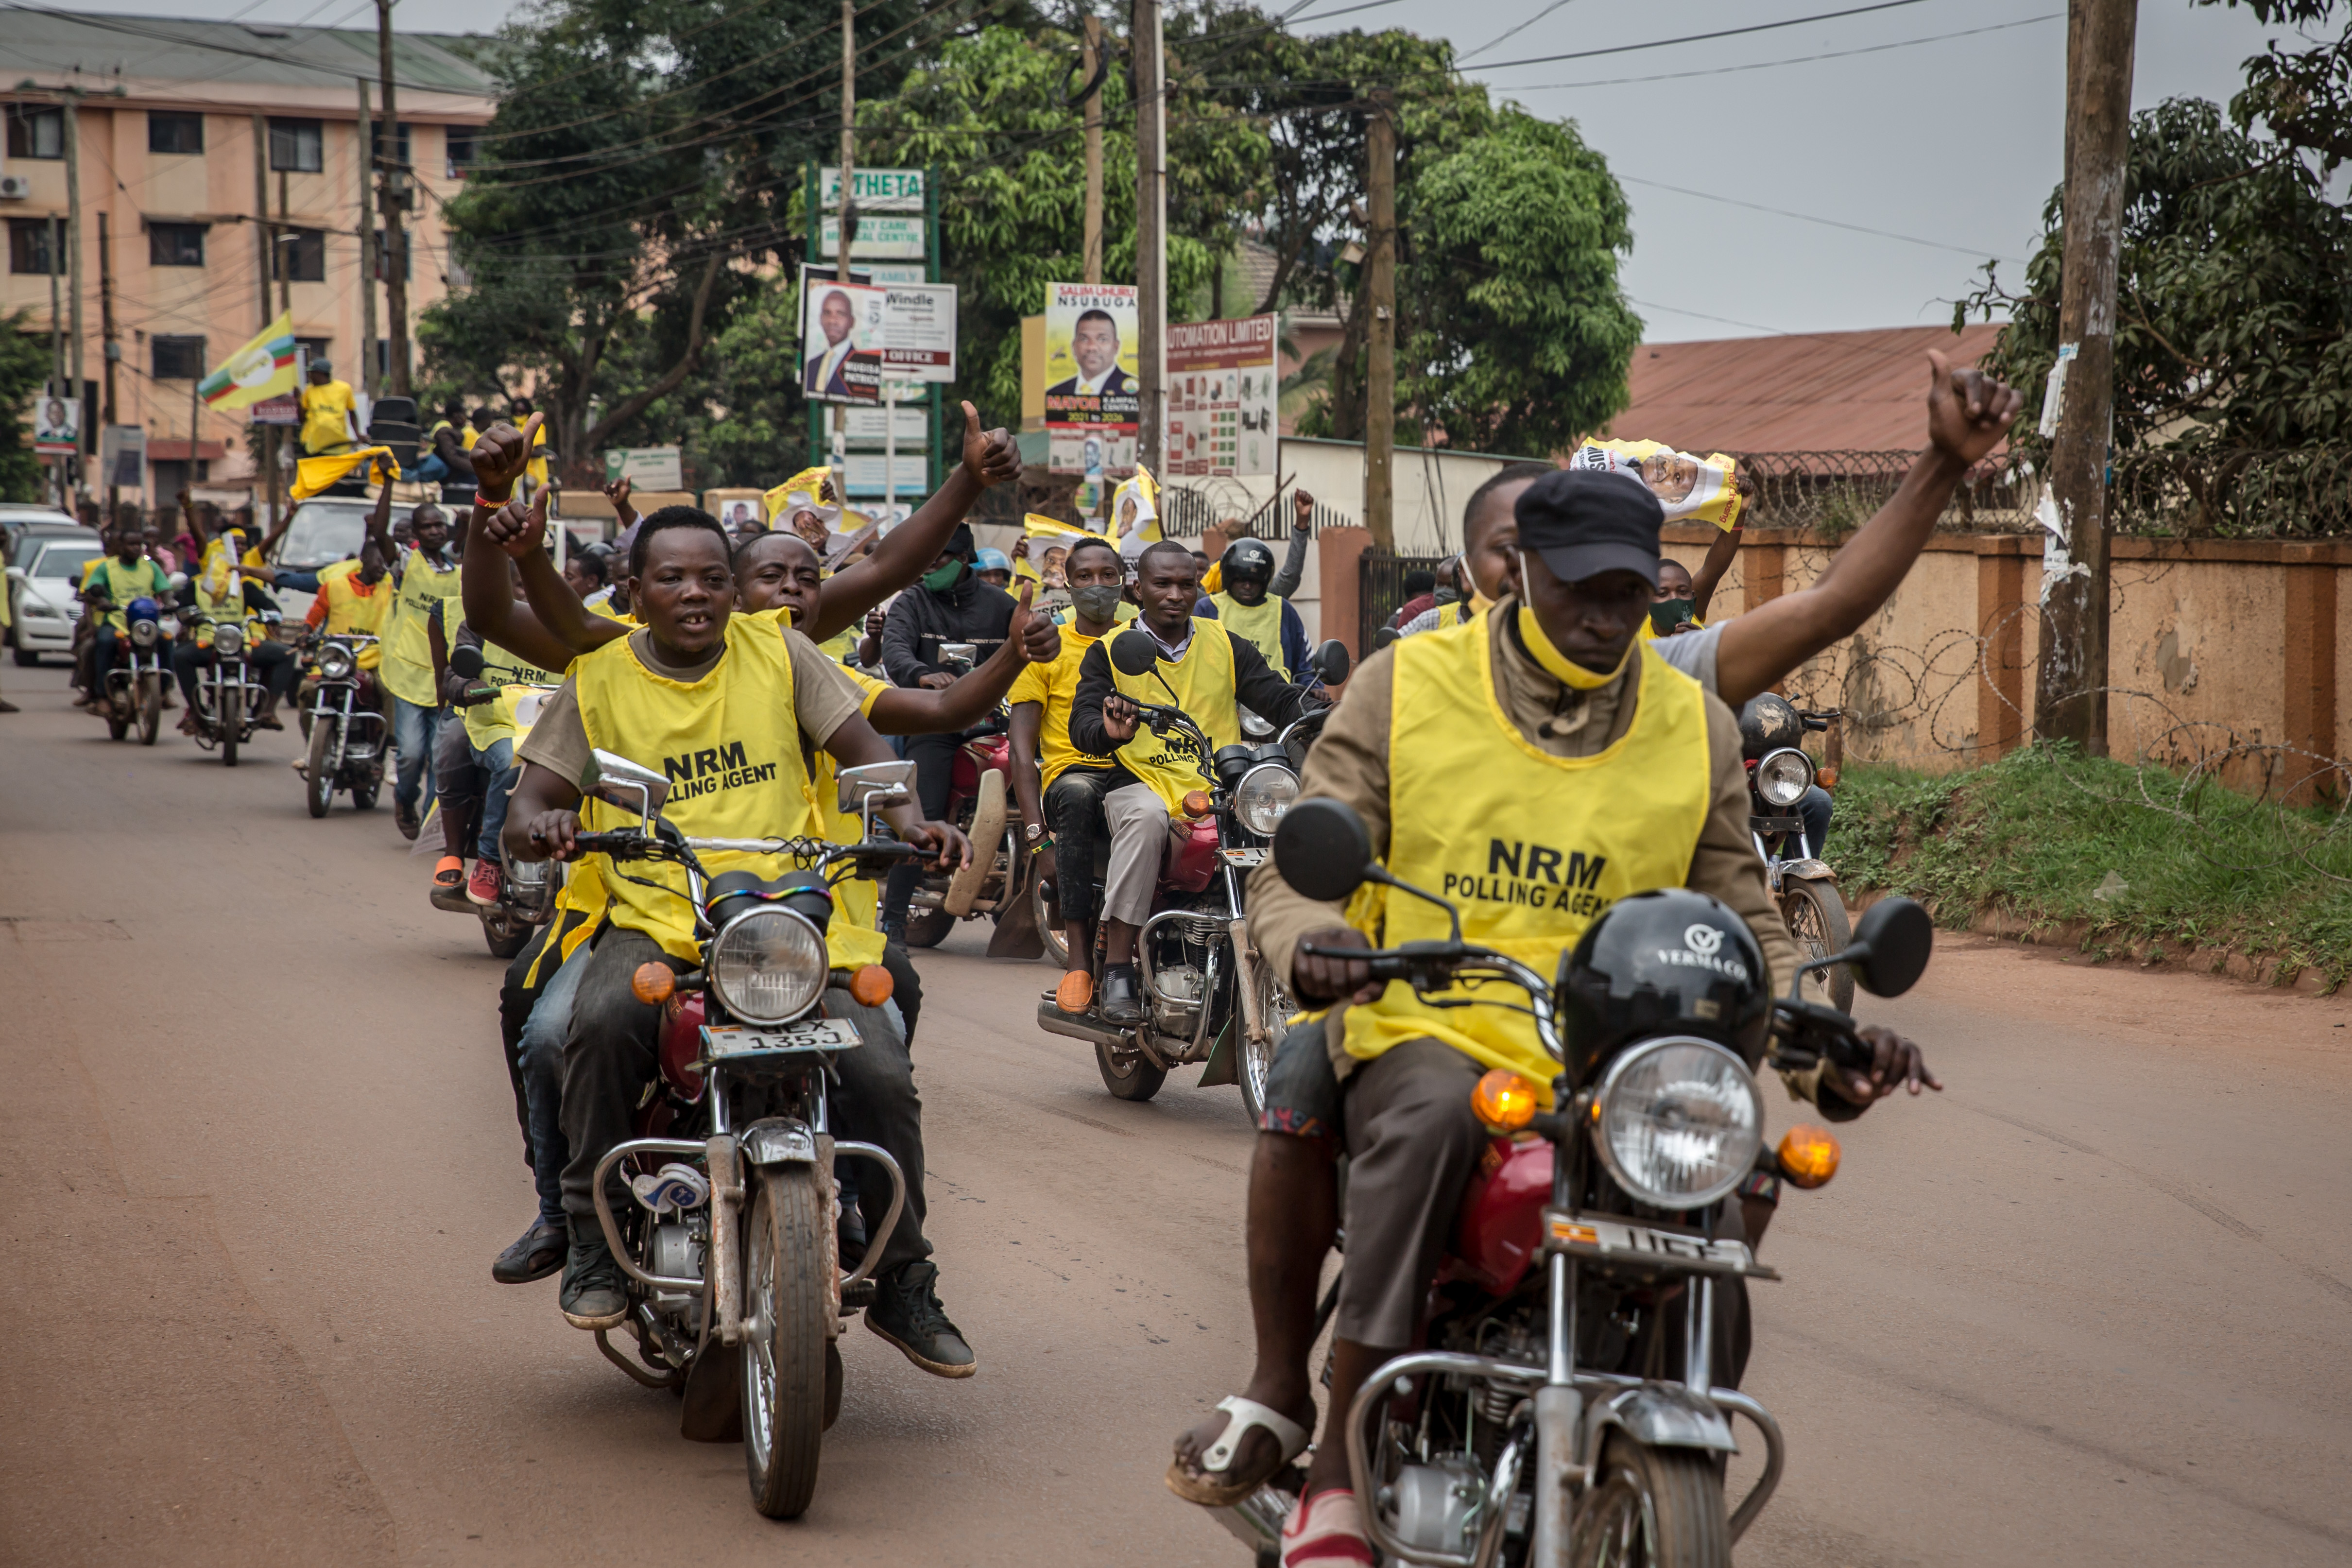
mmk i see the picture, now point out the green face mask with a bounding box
[922,559,967,592]
[1650,598,1695,636]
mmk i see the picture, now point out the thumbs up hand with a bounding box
[959,399,1020,489]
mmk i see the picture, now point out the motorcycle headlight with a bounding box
[130,619,157,647]
[1753,746,1815,810]
[212,622,244,656]
[319,643,356,680]
[1591,1035,1763,1211]
[706,907,828,1025]
[1232,761,1300,836]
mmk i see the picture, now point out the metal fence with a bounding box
[1356,551,1450,655]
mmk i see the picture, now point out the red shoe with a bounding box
[466,857,505,907]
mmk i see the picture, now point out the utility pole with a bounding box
[378,0,411,397]
[63,92,84,500]
[358,79,378,399]
[98,213,118,515]
[1362,88,1397,553]
[1133,0,1166,477]
[47,214,65,509]
[1082,13,1104,285]
[254,113,280,530]
[278,171,294,314]
[2035,0,2137,756]
[833,0,856,471]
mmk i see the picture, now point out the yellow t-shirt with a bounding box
[299,380,358,455]
[1006,625,1109,791]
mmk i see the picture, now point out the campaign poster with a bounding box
[1166,314,1277,479]
[1043,282,1140,478]
[31,390,78,456]
[799,267,887,405]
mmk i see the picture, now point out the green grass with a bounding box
[1834,743,2352,986]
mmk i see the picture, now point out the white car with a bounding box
[7,526,105,664]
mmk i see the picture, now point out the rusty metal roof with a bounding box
[1604,323,2006,453]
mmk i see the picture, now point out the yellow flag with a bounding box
[292,445,400,500]
[764,465,834,524]
[199,312,298,411]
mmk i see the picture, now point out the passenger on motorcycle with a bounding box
[1007,534,1130,1013]
[1067,540,1314,1027]
[1168,355,2023,1553]
[501,507,982,1376]
[1193,489,1317,680]
[80,529,173,712]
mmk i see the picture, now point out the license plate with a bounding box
[702,1018,861,1058]
[1546,1212,1777,1280]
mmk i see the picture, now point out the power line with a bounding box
[1499,11,2060,91]
[1626,296,1789,337]
[1456,0,1576,64]
[1617,174,2026,263]
[1468,0,1940,73]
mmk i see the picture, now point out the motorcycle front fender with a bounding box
[1777,859,1834,882]
[739,1116,818,1167]
[1583,1384,1739,1459]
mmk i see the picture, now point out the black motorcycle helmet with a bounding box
[1219,536,1276,588]
[1738,692,1803,761]
[1555,888,1771,1084]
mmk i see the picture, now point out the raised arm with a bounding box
[868,584,1058,734]
[808,401,1020,644]
[1711,351,2021,707]
[1690,520,1741,623]
[1270,489,1315,599]
[465,421,625,670]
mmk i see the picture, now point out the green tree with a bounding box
[0,310,52,502]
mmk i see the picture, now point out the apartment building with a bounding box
[1,11,494,503]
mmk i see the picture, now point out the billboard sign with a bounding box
[1167,313,1277,479]
[1042,282,1140,478]
[798,264,957,404]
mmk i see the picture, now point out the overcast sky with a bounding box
[45,0,2290,340]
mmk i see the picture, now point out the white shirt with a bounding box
[1074,366,1116,395]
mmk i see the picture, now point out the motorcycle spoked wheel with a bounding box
[351,768,381,811]
[1095,1034,1168,1102]
[900,907,956,949]
[1779,879,1854,1014]
[305,720,338,818]
[741,1165,829,1519]
[137,672,161,746]
[1571,1434,1730,1568]
[1237,962,1296,1125]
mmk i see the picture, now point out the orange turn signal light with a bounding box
[1182,790,1213,819]
[1471,1069,1539,1133]
[849,963,895,1008]
[1817,766,1840,790]
[1777,1124,1841,1189]
[631,962,676,1005]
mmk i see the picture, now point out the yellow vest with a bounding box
[800,664,890,940]
[1210,590,1288,678]
[1108,618,1241,815]
[573,617,884,970]
[455,622,562,752]
[381,551,464,706]
[1437,600,1467,629]
[316,560,391,667]
[1342,623,1712,1102]
[191,540,260,649]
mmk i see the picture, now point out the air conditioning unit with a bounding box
[0,175,31,201]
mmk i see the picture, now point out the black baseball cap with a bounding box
[1513,468,1664,587]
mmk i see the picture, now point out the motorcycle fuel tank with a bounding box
[1451,1136,1553,1295]
[660,992,707,1099]
[1165,815,1220,893]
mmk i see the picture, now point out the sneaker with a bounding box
[865,1259,976,1378]
[558,1237,629,1329]
[466,857,505,907]
[395,798,421,841]
[492,1216,568,1285]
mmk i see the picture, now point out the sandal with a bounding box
[1166,1395,1312,1507]
[1280,1488,1372,1567]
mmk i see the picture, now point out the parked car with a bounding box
[7,527,106,664]
[3,507,88,566]
[273,498,378,576]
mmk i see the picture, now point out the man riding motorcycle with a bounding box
[80,529,173,713]
[1067,540,1313,1027]
[501,505,981,1372]
[375,502,465,839]
[173,522,295,733]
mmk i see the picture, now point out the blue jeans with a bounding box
[518,941,587,1228]
[473,735,517,864]
[391,696,444,810]
[1798,785,1834,858]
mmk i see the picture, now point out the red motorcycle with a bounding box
[897,643,1024,949]
[1211,797,1936,1568]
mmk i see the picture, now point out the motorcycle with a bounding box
[1741,696,1851,1012]
[91,589,177,746]
[444,644,568,958]
[298,631,387,817]
[187,610,278,767]
[1213,795,1934,1568]
[895,641,1023,950]
[563,748,918,1520]
[1033,630,1349,1116]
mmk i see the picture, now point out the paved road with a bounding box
[3,660,2349,1566]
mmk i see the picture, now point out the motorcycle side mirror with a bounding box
[938,641,977,674]
[1272,796,1375,904]
[837,758,916,815]
[581,748,670,819]
[1109,627,1162,678]
[1848,896,1934,998]
[448,645,486,680]
[1312,639,1351,686]
[1373,625,1399,651]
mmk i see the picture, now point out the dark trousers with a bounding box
[1797,785,1834,857]
[1043,765,1126,925]
[172,640,293,708]
[561,927,933,1277]
[879,730,963,927]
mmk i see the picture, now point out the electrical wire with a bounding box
[1617,174,2025,263]
[1497,10,2061,91]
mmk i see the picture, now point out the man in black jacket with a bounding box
[879,522,1019,934]
[1068,540,1309,1024]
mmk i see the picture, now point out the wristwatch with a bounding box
[1023,822,1046,844]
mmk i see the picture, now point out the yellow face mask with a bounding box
[1517,604,1633,691]
[1468,587,1495,617]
